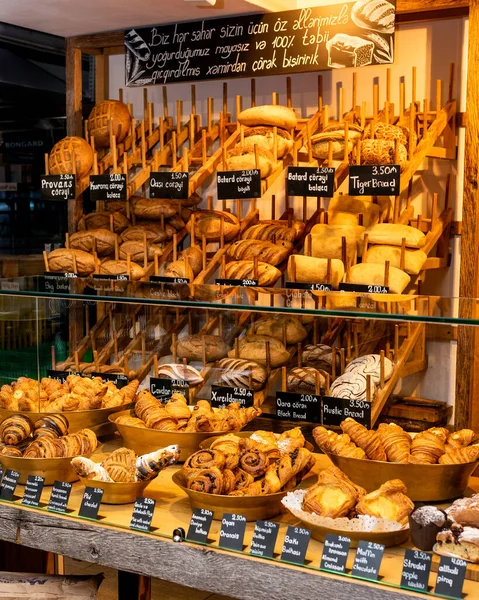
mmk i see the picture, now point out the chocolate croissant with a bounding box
[0,414,34,446]
[34,414,69,439]
[71,457,113,482]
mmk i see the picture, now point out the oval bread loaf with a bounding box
[347,262,410,294]
[48,248,96,276]
[287,255,345,289]
[224,261,281,287]
[119,241,162,263]
[99,260,145,281]
[226,240,291,266]
[365,223,426,248]
[216,358,267,391]
[223,144,276,179]
[243,127,293,159]
[237,105,298,130]
[364,245,427,275]
[79,211,130,233]
[175,334,230,362]
[121,225,169,244]
[253,316,307,344]
[186,210,240,242]
[228,335,290,368]
[311,124,362,160]
[69,229,117,257]
[132,198,177,220]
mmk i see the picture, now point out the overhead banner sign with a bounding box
[125,0,395,86]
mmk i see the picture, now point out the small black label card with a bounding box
[89,173,127,201]
[41,174,76,200]
[276,391,321,423]
[211,386,254,409]
[352,541,385,581]
[22,475,45,507]
[79,486,104,520]
[42,272,76,294]
[339,282,389,294]
[48,481,72,513]
[92,274,129,282]
[149,171,189,199]
[321,396,344,427]
[322,398,371,429]
[250,520,280,558]
[150,276,190,284]
[281,526,311,565]
[285,281,333,292]
[217,170,261,200]
[218,513,247,551]
[320,534,351,574]
[434,556,467,599]
[215,278,259,287]
[149,377,189,400]
[287,167,335,198]
[90,372,128,389]
[47,369,81,383]
[0,469,20,501]
[401,549,432,593]
[187,508,214,544]
[349,165,400,197]
[130,497,156,532]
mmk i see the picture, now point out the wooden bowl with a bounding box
[0,453,93,486]
[79,477,150,504]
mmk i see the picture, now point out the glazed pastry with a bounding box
[446,429,476,450]
[102,447,137,482]
[303,466,366,518]
[409,506,447,551]
[186,467,224,494]
[345,354,394,383]
[439,446,479,465]
[232,468,254,491]
[253,316,307,344]
[277,427,306,455]
[239,447,269,478]
[356,479,414,525]
[23,437,62,458]
[216,358,267,391]
[248,433,281,462]
[377,423,411,463]
[135,444,180,481]
[227,335,290,368]
[71,457,113,482]
[277,447,315,488]
[435,523,479,564]
[287,367,327,394]
[0,414,34,445]
[326,34,374,68]
[313,426,366,459]
[175,334,230,362]
[330,372,376,402]
[447,494,479,528]
[302,344,339,375]
[184,449,226,474]
[409,429,446,464]
[156,363,204,386]
[340,418,387,461]
[210,435,241,470]
[34,415,69,439]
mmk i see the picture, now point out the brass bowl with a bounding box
[79,477,150,504]
[0,403,133,434]
[200,433,314,452]
[325,452,478,502]
[0,454,93,486]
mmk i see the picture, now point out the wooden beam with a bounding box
[66,38,82,136]
[94,52,109,103]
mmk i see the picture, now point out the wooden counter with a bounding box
[0,443,478,600]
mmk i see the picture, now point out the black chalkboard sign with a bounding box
[287,167,335,198]
[280,525,311,565]
[42,273,77,294]
[250,520,280,558]
[320,534,351,574]
[434,556,467,599]
[285,282,333,292]
[150,276,190,284]
[22,475,45,507]
[92,274,129,282]
[187,508,214,544]
[79,486,104,520]
[322,397,371,428]
[90,372,128,389]
[219,513,247,551]
[149,377,189,400]
[41,175,76,200]
[351,541,385,580]
[217,171,261,200]
[215,278,259,287]
[90,174,127,201]
[339,282,389,294]
[276,391,321,423]
[48,481,72,513]
[349,165,400,197]
[211,385,254,408]
[401,549,432,593]
[149,172,189,199]
[130,497,156,532]
[125,3,396,86]
[47,369,81,383]
[0,469,20,501]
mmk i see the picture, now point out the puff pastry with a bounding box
[356,479,414,525]
[303,466,366,518]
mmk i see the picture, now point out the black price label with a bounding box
[90,372,128,389]
[349,165,400,197]
[47,369,81,383]
[92,274,129,282]
[286,281,333,292]
[320,533,351,574]
[41,174,76,200]
[42,272,76,294]
[149,171,189,199]
[130,497,156,532]
[149,377,189,400]
[217,170,261,200]
[321,397,371,428]
[280,525,311,566]
[22,475,45,507]
[401,549,432,593]
[150,276,190,284]
[48,481,72,513]
[187,508,214,544]
[79,486,104,520]
[351,540,385,581]
[211,386,254,409]
[89,174,127,201]
[276,391,321,423]
[339,282,389,294]
[250,520,279,558]
[287,167,335,198]
[434,556,467,599]
[219,513,247,551]
[215,278,259,287]
[0,469,20,501]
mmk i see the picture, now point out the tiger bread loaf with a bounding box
[228,335,290,368]
[175,334,230,362]
[69,229,117,257]
[364,122,417,150]
[99,260,145,281]
[177,246,203,277]
[360,139,408,169]
[364,245,428,275]
[222,145,276,179]
[156,363,204,385]
[48,249,96,276]
[121,224,171,244]
[287,255,345,289]
[327,196,382,228]
[226,239,292,266]
[132,198,178,220]
[78,210,130,233]
[216,358,267,391]
[224,261,281,287]
[119,241,163,263]
[243,127,293,159]
[186,210,240,242]
[306,230,360,262]
[311,123,362,160]
[347,263,410,294]
[253,315,308,344]
[242,220,304,242]
[237,105,298,130]
[163,260,194,281]
[366,223,426,248]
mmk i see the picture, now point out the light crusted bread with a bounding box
[69,229,117,257]
[327,196,382,228]
[175,334,230,362]
[132,198,177,220]
[287,255,344,289]
[216,358,267,391]
[186,210,240,242]
[227,239,291,266]
[366,223,426,248]
[99,260,145,280]
[254,316,308,344]
[347,263,410,294]
[228,335,290,368]
[310,223,366,256]
[48,136,93,179]
[364,245,427,275]
[121,224,170,244]
[306,232,359,262]
[222,144,276,179]
[224,261,281,286]
[48,248,96,276]
[163,260,194,281]
[237,105,298,130]
[243,127,293,159]
[311,124,362,160]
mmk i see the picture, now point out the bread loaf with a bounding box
[132,198,177,220]
[136,221,176,239]
[306,232,359,262]
[327,196,381,228]
[178,246,203,276]
[222,145,276,179]
[351,0,395,34]
[228,335,290,368]
[287,367,327,393]
[69,229,117,257]
[186,210,240,242]
[48,249,96,276]
[105,200,127,214]
[243,127,293,159]
[366,223,426,248]
[224,261,281,287]
[175,335,230,362]
[364,122,416,149]
[302,344,339,374]
[216,358,267,391]
[167,214,186,231]
[49,136,93,179]
[78,211,130,233]
[237,105,298,130]
[156,363,203,385]
[364,245,427,275]
[119,241,162,263]
[163,260,194,281]
[360,139,408,169]
[88,100,131,147]
[121,225,169,244]
[226,239,291,266]
[254,316,308,344]
[99,260,145,281]
[311,124,362,159]
[347,263,410,294]
[287,255,344,289]
[242,220,303,242]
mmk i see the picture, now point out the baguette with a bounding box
[311,124,362,159]
[121,225,169,244]
[119,241,163,263]
[178,246,203,276]
[347,263,410,294]
[186,210,240,242]
[366,223,426,248]
[287,255,344,289]
[222,144,276,179]
[228,335,290,368]
[364,245,427,275]
[175,334,230,362]
[132,198,177,220]
[224,261,281,286]
[78,211,130,233]
[237,105,298,130]
[226,239,291,266]
[327,196,381,228]
[48,249,96,276]
[163,260,194,281]
[69,229,117,257]
[99,260,145,281]
[243,127,293,159]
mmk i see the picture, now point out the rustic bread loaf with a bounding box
[306,232,359,262]
[226,240,291,266]
[327,196,381,228]
[347,263,410,294]
[243,126,293,159]
[121,225,169,244]
[222,144,276,179]
[175,334,230,362]
[49,136,93,179]
[119,241,163,263]
[253,316,308,344]
[364,122,416,149]
[99,259,145,280]
[178,246,203,276]
[360,139,408,169]
[132,198,177,220]
[78,211,130,233]
[163,260,194,281]
[366,223,426,248]
[228,335,290,368]
[287,367,327,393]
[88,100,131,147]
[216,358,267,391]
[364,244,428,275]
[48,249,96,276]
[311,124,362,159]
[186,210,240,242]
[224,261,281,286]
[237,105,298,130]
[287,255,345,289]
[69,229,117,257]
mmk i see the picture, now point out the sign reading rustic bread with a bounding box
[349,164,400,196]
[217,170,261,200]
[41,174,76,200]
[125,2,395,86]
[287,167,335,198]
[149,172,189,199]
[89,174,127,201]
[322,396,371,428]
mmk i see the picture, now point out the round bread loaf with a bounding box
[330,371,376,401]
[186,210,240,242]
[302,344,339,374]
[88,100,131,147]
[224,144,276,179]
[238,105,298,130]
[364,122,416,149]
[175,334,230,362]
[216,358,267,391]
[163,260,194,281]
[243,127,293,159]
[360,139,408,169]
[345,354,394,383]
[49,136,93,179]
[254,316,307,344]
[287,367,327,394]
[48,248,96,276]
[178,246,203,277]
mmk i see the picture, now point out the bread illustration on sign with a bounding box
[351,0,396,35]
[326,34,375,68]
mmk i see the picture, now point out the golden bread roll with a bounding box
[99,260,145,281]
[327,196,381,228]
[366,223,426,248]
[310,224,366,256]
[364,245,427,275]
[254,316,307,344]
[121,225,169,244]
[186,210,240,242]
[360,139,408,169]
[132,198,177,220]
[48,248,96,276]
[311,124,362,159]
[237,105,298,130]
[224,261,281,287]
[243,127,293,159]
[306,232,358,262]
[347,263,410,294]
[178,246,203,276]
[287,255,344,289]
[119,241,162,263]
[226,239,291,266]
[49,136,93,179]
[228,335,290,367]
[88,100,131,147]
[78,211,130,233]
[223,145,276,179]
[163,260,194,281]
[69,229,117,257]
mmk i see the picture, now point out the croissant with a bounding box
[115,415,147,428]
[101,447,137,482]
[409,430,446,464]
[164,394,191,428]
[329,434,367,460]
[134,390,159,421]
[277,447,315,488]
[0,414,34,445]
[183,449,226,474]
[303,467,366,518]
[210,435,241,470]
[71,457,113,482]
[340,418,387,461]
[145,407,178,431]
[0,445,23,457]
[439,445,479,465]
[446,429,476,450]
[186,467,223,494]
[356,479,414,525]
[313,426,337,453]
[34,415,69,439]
[135,444,180,481]
[377,423,411,463]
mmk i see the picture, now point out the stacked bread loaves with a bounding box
[329,353,393,401]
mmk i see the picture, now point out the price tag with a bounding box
[89,173,127,201]
[285,282,333,292]
[22,475,45,507]
[349,165,400,197]
[90,372,128,389]
[42,273,76,294]
[149,171,189,199]
[92,274,129,282]
[149,377,189,400]
[217,170,261,200]
[211,386,254,409]
[276,391,321,423]
[401,549,432,593]
[150,276,190,284]
[78,486,104,520]
[287,166,335,198]
[47,369,81,383]
[0,469,20,501]
[215,278,259,287]
[187,508,214,544]
[218,513,247,551]
[434,556,467,599]
[338,282,389,294]
[351,540,385,581]
[320,534,351,574]
[280,525,311,565]
[41,174,76,200]
[129,497,156,532]
[250,520,279,558]
[48,481,72,513]
[322,397,371,428]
